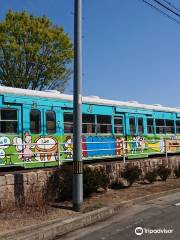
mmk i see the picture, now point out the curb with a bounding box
[1,187,180,240]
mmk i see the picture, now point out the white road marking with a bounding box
[174,202,180,206]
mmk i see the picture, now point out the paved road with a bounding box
[57,192,180,240]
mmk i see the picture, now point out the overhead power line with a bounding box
[161,0,180,13]
[139,0,180,25]
[153,0,180,17]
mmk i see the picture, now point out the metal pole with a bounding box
[165,139,168,160]
[73,0,83,212]
[57,143,61,167]
[122,140,126,163]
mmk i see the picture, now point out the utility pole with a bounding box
[73,0,83,212]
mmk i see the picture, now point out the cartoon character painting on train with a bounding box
[116,137,126,156]
[140,137,146,152]
[63,136,87,159]
[64,136,73,159]
[131,137,138,153]
[13,132,34,162]
[0,136,11,163]
[159,136,165,153]
[131,136,146,154]
[34,136,58,161]
[165,137,180,153]
[13,133,58,162]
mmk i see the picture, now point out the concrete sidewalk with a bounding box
[0,187,180,240]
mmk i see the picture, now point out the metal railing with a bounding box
[0,138,180,166]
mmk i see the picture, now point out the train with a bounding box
[0,86,180,168]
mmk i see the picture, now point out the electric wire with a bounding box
[160,0,180,14]
[140,0,180,24]
[153,0,180,17]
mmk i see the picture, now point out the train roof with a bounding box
[0,85,179,113]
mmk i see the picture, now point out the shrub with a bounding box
[46,165,110,201]
[144,170,157,183]
[110,179,125,189]
[95,167,110,190]
[83,166,109,197]
[83,167,98,197]
[157,165,171,181]
[59,166,73,201]
[46,165,73,202]
[121,164,142,187]
[174,166,180,178]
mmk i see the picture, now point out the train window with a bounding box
[97,115,112,133]
[129,117,136,134]
[138,118,144,134]
[46,111,56,134]
[30,110,41,134]
[82,114,95,133]
[176,120,180,134]
[147,118,154,134]
[0,109,18,133]
[155,119,165,134]
[165,120,174,134]
[64,113,73,133]
[114,116,124,134]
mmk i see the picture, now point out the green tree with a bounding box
[0,10,73,91]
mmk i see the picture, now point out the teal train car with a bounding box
[0,86,179,168]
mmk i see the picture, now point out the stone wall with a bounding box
[0,156,180,210]
[0,169,55,210]
[104,156,180,181]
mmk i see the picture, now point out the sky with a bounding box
[1,0,180,107]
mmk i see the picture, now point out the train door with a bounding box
[62,109,73,160]
[20,106,47,163]
[113,114,125,136]
[27,107,59,162]
[113,114,125,156]
[137,116,146,136]
[0,106,22,166]
[127,114,146,136]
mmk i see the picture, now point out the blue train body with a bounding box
[0,86,179,168]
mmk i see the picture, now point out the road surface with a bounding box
[57,191,180,240]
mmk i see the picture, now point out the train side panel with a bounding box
[0,92,180,168]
